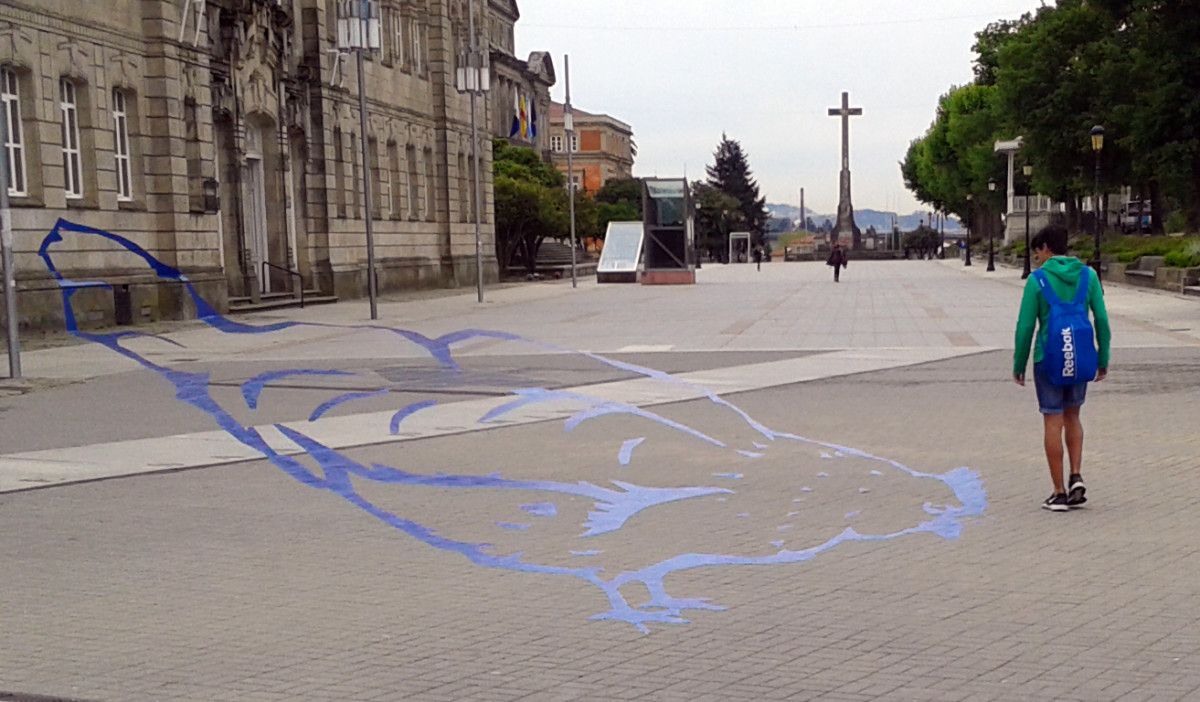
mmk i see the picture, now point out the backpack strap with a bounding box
[1072,266,1091,305]
[1032,269,1066,307]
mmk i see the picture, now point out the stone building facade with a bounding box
[546,102,634,193]
[0,0,552,332]
[486,0,552,157]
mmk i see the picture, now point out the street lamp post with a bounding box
[456,0,491,303]
[1090,125,1105,284]
[564,55,577,289]
[939,211,945,259]
[337,0,381,320]
[1,106,20,378]
[1021,163,1033,279]
[964,194,973,266]
[987,180,996,272]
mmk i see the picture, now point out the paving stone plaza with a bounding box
[2,260,1200,701]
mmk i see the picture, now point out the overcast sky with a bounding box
[515,0,1043,215]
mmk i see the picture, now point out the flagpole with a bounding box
[565,54,577,289]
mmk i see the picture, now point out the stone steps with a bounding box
[228,291,338,313]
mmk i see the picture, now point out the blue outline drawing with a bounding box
[39,219,988,632]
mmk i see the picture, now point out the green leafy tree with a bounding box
[901,84,1008,244]
[705,134,769,241]
[492,138,569,274]
[593,177,643,237]
[571,189,600,244]
[692,181,744,262]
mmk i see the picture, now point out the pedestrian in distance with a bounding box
[826,242,848,282]
[1013,224,1112,513]
[753,244,763,271]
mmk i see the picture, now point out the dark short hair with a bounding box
[1031,224,1069,255]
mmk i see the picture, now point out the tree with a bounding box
[594,177,643,237]
[705,134,769,241]
[571,189,600,244]
[692,181,743,262]
[901,84,1008,244]
[492,138,569,274]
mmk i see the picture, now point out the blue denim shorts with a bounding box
[1033,362,1088,415]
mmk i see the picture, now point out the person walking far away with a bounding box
[826,242,847,282]
[753,244,763,271]
[1013,224,1111,512]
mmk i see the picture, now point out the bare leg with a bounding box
[1064,406,1084,477]
[1043,413,1066,493]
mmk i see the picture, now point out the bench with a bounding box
[1125,256,1165,284]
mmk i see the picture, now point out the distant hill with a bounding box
[766,203,961,231]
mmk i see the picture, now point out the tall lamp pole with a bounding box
[1090,125,1105,284]
[986,180,997,272]
[939,210,946,259]
[964,194,973,266]
[457,0,491,303]
[1,107,20,378]
[1021,163,1033,279]
[564,55,577,288]
[337,0,381,320]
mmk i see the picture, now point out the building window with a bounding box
[458,152,469,223]
[423,147,435,222]
[387,140,401,219]
[112,89,133,201]
[369,136,382,218]
[380,7,393,66]
[570,134,579,152]
[399,15,412,70]
[2,68,26,196]
[406,144,418,219]
[333,128,345,217]
[550,135,563,153]
[60,79,84,199]
[411,18,424,75]
[349,132,360,218]
[184,98,205,211]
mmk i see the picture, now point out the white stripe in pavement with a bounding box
[0,346,990,493]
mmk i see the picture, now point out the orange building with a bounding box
[547,103,636,193]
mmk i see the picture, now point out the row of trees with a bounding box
[492,138,642,274]
[694,135,770,261]
[903,0,1200,237]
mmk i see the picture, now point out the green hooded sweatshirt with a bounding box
[1013,256,1112,376]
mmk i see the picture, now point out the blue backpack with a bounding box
[1033,267,1099,386]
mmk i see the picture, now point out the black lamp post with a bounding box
[1021,163,1033,279]
[940,211,947,259]
[964,194,973,266]
[1090,125,1105,284]
[987,180,996,271]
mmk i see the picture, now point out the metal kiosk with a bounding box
[640,178,696,285]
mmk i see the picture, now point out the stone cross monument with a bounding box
[828,91,863,249]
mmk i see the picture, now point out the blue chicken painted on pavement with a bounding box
[39,219,988,632]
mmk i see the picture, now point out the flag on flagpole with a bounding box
[518,94,529,139]
[509,90,521,138]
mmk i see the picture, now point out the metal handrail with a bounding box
[262,261,305,308]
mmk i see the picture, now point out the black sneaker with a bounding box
[1067,474,1087,508]
[1042,493,1069,512]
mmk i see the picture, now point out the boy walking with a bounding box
[1013,225,1112,512]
